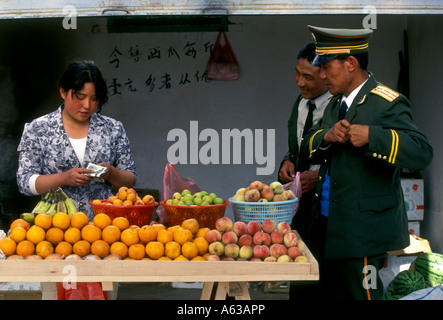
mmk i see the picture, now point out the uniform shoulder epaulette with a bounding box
[370,85,399,102]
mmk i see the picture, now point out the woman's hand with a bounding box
[63,167,94,187]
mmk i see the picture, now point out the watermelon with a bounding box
[383,270,427,300]
[410,252,443,287]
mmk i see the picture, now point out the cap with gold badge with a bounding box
[308,25,373,66]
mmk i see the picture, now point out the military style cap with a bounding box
[308,25,373,66]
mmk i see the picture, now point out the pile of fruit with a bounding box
[92,187,155,206]
[164,189,224,206]
[205,217,308,262]
[231,180,296,203]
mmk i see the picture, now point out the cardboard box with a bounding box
[401,179,424,220]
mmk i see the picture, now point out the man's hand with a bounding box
[300,170,319,194]
[278,160,295,183]
[348,124,369,147]
[323,119,351,144]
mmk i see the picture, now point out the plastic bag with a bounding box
[56,282,106,300]
[156,163,201,224]
[206,31,239,81]
[283,171,302,217]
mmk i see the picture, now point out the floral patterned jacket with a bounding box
[16,106,137,219]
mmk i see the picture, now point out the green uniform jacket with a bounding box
[301,75,433,259]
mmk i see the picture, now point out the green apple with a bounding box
[193,197,203,205]
[173,192,182,200]
[182,194,194,203]
[200,191,209,198]
[209,193,217,200]
[203,195,213,204]
[213,197,223,205]
[182,189,192,197]
[166,199,174,205]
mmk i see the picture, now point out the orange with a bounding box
[93,213,112,229]
[55,241,73,257]
[73,240,91,257]
[174,255,189,261]
[122,200,133,206]
[138,225,158,243]
[10,218,30,231]
[193,237,209,256]
[196,227,211,239]
[81,224,102,243]
[46,227,64,245]
[34,213,52,230]
[26,225,46,244]
[112,217,130,231]
[110,241,128,259]
[108,195,118,203]
[64,227,81,244]
[102,225,121,244]
[181,218,200,234]
[158,256,171,261]
[36,240,54,259]
[157,229,173,244]
[113,199,123,206]
[16,240,35,257]
[145,241,164,260]
[92,199,103,205]
[174,227,193,245]
[70,212,89,229]
[191,256,205,261]
[52,212,71,230]
[91,239,110,258]
[0,237,17,256]
[167,225,181,235]
[181,242,198,260]
[121,228,139,246]
[151,223,166,233]
[9,226,27,243]
[128,243,146,260]
[164,241,181,260]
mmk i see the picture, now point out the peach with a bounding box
[253,231,271,246]
[245,189,260,202]
[205,229,222,243]
[250,257,262,262]
[277,254,292,262]
[208,241,225,256]
[276,222,291,235]
[270,243,288,258]
[273,194,284,202]
[262,219,276,234]
[264,256,277,262]
[224,243,240,259]
[239,245,253,260]
[287,246,302,259]
[206,254,221,261]
[249,180,264,191]
[236,188,246,196]
[283,232,298,248]
[232,194,246,202]
[282,190,296,200]
[233,221,247,237]
[270,181,284,194]
[253,245,270,259]
[222,257,235,261]
[270,231,283,244]
[238,234,253,247]
[294,255,309,263]
[222,231,238,245]
[260,188,274,201]
[215,217,233,232]
[297,240,305,252]
[247,221,261,236]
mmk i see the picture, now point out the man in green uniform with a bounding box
[301,25,433,299]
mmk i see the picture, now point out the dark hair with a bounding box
[59,60,108,112]
[336,52,369,70]
[297,42,317,64]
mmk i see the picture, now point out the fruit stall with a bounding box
[0,181,319,300]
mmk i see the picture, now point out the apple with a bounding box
[270,181,284,194]
[224,243,240,259]
[245,189,260,202]
[287,246,302,259]
[276,222,291,235]
[247,221,261,236]
[260,188,274,201]
[283,232,298,247]
[239,245,253,260]
[253,245,270,259]
[249,180,264,191]
[238,234,253,247]
[215,217,233,232]
[172,192,182,200]
[233,221,247,237]
[208,241,225,256]
[270,231,283,244]
[261,219,276,234]
[270,243,288,258]
[222,231,238,245]
[205,229,222,243]
[253,232,271,246]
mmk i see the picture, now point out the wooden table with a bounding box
[0,239,318,300]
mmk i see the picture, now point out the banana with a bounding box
[35,198,52,214]
[45,202,57,217]
[55,190,67,213]
[32,192,51,214]
[64,197,78,217]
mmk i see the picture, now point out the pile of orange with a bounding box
[92,186,156,206]
[0,211,210,261]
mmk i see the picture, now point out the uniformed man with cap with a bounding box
[300,25,433,300]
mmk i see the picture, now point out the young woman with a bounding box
[17,60,136,219]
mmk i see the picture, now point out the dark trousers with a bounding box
[290,214,386,300]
